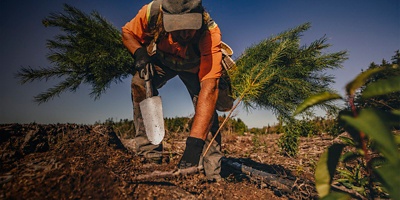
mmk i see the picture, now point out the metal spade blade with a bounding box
[140,96,165,145]
[139,63,165,145]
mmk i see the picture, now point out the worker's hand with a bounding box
[178,137,205,169]
[133,47,152,79]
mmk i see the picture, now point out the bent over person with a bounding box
[122,0,233,180]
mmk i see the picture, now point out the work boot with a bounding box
[122,136,163,164]
[137,143,163,164]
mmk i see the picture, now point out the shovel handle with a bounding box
[145,79,152,98]
[141,63,154,98]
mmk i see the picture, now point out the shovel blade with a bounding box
[139,96,165,145]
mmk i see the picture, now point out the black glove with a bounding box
[133,47,152,79]
[178,137,205,169]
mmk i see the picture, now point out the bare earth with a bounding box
[0,123,335,199]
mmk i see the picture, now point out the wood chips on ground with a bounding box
[0,124,336,199]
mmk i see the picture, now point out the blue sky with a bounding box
[0,0,399,128]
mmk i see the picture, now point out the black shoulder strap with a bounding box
[148,0,162,31]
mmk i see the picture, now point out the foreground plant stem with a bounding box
[348,95,373,198]
[348,95,369,161]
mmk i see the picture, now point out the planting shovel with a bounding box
[139,63,165,145]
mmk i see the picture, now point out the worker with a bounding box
[122,0,233,181]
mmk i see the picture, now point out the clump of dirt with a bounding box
[0,123,334,199]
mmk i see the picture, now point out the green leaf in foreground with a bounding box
[375,164,400,200]
[340,108,400,199]
[294,92,342,116]
[362,76,400,98]
[345,67,384,96]
[315,143,345,198]
[395,134,400,145]
[341,108,399,164]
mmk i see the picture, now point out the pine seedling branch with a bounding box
[16,4,133,103]
[204,23,347,154]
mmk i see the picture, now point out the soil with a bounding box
[0,123,336,199]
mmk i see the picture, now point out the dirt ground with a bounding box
[0,123,335,199]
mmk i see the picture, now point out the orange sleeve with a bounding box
[198,25,223,82]
[121,4,152,45]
